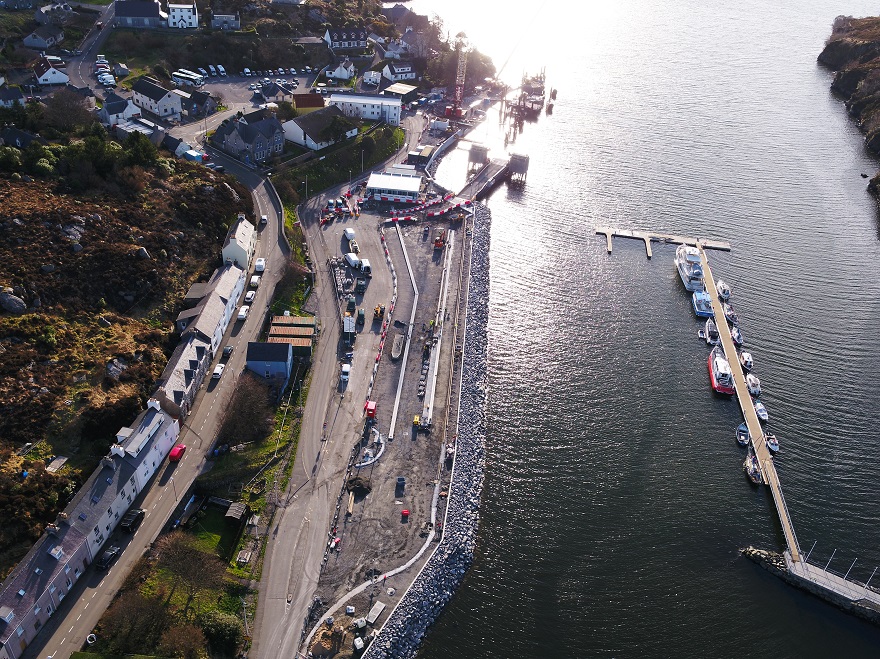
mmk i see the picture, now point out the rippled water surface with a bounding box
[400,0,880,655]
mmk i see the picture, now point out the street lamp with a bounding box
[169,476,178,501]
[361,149,364,173]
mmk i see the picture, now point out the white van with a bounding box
[208,65,217,76]
[217,64,227,76]
[243,67,252,76]
[344,252,361,269]
[250,275,261,288]
[360,258,372,276]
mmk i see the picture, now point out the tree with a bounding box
[101,591,170,655]
[0,146,22,172]
[216,372,273,446]
[275,100,298,122]
[196,609,244,654]
[44,87,94,132]
[122,131,158,168]
[158,624,207,659]
[156,531,226,614]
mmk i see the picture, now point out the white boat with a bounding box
[735,422,750,447]
[746,373,761,397]
[716,279,731,301]
[744,445,763,485]
[754,400,769,422]
[730,325,744,347]
[674,244,705,292]
[739,351,754,371]
[704,318,720,345]
[765,433,779,454]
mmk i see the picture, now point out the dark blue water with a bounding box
[407,0,880,655]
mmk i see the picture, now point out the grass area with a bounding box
[189,504,241,561]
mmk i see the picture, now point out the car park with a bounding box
[212,364,225,379]
[97,545,120,570]
[237,305,250,321]
[245,290,256,303]
[120,508,145,532]
[169,444,186,461]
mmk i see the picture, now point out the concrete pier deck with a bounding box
[596,227,731,256]
[697,247,801,563]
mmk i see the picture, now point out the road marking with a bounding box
[77,614,82,620]
[84,602,89,609]
[69,626,74,633]
[60,637,66,644]
[92,592,97,598]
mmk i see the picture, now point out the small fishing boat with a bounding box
[722,302,739,326]
[746,373,761,397]
[739,351,754,371]
[765,433,779,454]
[744,445,763,485]
[730,325,744,347]
[703,318,720,345]
[754,400,769,422]
[716,279,732,301]
[708,346,735,395]
[692,290,714,318]
[736,422,750,447]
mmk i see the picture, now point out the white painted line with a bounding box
[77,614,82,620]
[84,602,89,609]
[60,637,65,644]
[68,626,74,633]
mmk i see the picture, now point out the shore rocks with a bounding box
[363,205,491,659]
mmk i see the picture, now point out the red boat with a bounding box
[708,346,736,395]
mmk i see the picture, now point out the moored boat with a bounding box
[739,351,754,371]
[765,433,779,454]
[692,290,714,318]
[674,244,705,292]
[730,325,744,347]
[736,422,750,446]
[744,445,763,484]
[704,318,720,345]
[722,302,739,326]
[754,400,769,422]
[746,373,761,397]
[708,346,736,395]
[716,279,731,301]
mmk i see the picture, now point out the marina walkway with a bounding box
[697,246,801,563]
[597,227,731,257]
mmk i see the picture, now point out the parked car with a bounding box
[260,214,268,225]
[340,364,350,385]
[96,545,120,570]
[222,345,234,358]
[169,444,186,461]
[120,508,145,533]
[237,305,250,321]
[212,364,225,379]
[245,290,256,303]
[250,275,261,288]
[198,67,208,78]
[255,258,266,273]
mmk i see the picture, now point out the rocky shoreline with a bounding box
[363,204,490,658]
[818,15,880,192]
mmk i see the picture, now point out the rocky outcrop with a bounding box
[0,292,27,315]
[363,204,490,659]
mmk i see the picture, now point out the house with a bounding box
[257,81,293,101]
[174,263,245,353]
[34,57,68,86]
[182,88,216,117]
[64,84,95,110]
[329,59,356,81]
[131,76,182,120]
[34,2,74,25]
[97,91,140,126]
[363,70,381,87]
[282,105,358,151]
[167,1,197,28]
[222,214,256,268]
[328,92,401,126]
[246,342,293,383]
[381,41,408,60]
[210,11,239,29]
[0,86,25,109]
[382,62,416,83]
[161,134,192,158]
[380,3,409,25]
[211,112,284,164]
[291,93,325,111]
[23,24,64,49]
[323,25,367,50]
[0,399,179,659]
[113,0,167,28]
[0,127,47,150]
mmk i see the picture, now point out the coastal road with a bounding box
[24,172,286,659]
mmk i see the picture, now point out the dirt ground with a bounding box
[310,203,473,627]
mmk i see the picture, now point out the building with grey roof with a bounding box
[222,214,256,269]
[211,113,284,164]
[113,0,167,28]
[281,105,358,151]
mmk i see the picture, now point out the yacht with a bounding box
[722,302,739,326]
[731,325,744,347]
[739,351,754,371]
[744,445,763,485]
[754,400,769,422]
[736,422,750,447]
[746,373,761,397]
[704,318,720,345]
[708,346,736,395]
[716,279,732,301]
[674,244,705,292]
[692,290,714,318]
[765,433,779,454]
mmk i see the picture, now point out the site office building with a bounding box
[0,400,180,659]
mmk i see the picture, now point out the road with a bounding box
[24,156,288,659]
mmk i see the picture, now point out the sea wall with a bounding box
[363,203,490,659]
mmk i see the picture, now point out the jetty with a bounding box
[698,247,880,617]
[596,227,731,257]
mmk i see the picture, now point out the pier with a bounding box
[697,246,801,562]
[460,158,510,201]
[596,227,731,257]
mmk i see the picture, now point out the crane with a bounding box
[445,32,469,118]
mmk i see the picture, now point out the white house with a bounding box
[33,57,68,86]
[362,70,381,87]
[222,214,256,268]
[131,76,182,120]
[282,105,358,151]
[328,59,356,81]
[328,92,401,127]
[97,91,141,126]
[323,25,367,50]
[382,62,416,82]
[0,399,179,659]
[174,263,245,355]
[167,1,197,28]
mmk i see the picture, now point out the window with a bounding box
[107,507,112,516]
[64,565,70,574]
[34,620,42,631]
[93,526,99,537]
[49,585,55,593]
[33,606,40,615]
[58,590,65,600]
[16,626,23,637]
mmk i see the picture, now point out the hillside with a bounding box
[0,165,251,576]
[819,15,880,191]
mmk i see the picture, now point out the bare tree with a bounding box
[216,372,273,446]
[44,87,94,132]
[158,624,207,659]
[156,531,226,615]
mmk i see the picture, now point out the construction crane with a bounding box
[445,32,469,118]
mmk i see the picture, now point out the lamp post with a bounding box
[169,476,178,501]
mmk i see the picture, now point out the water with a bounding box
[394,0,880,655]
